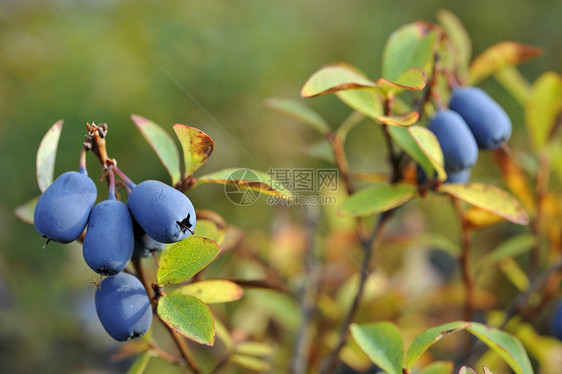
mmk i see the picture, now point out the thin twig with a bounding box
[467,260,562,367]
[452,197,474,322]
[318,212,391,374]
[291,205,321,374]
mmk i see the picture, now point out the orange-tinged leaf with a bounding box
[173,124,214,177]
[195,168,293,199]
[301,64,378,98]
[465,207,504,229]
[438,183,529,225]
[468,42,542,84]
[376,111,420,127]
[492,149,536,214]
[377,67,427,92]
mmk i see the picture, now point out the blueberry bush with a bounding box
[15,8,562,374]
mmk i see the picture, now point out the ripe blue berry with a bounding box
[551,300,562,340]
[428,109,478,173]
[446,168,472,185]
[95,273,152,342]
[34,171,97,243]
[83,199,134,275]
[449,86,512,150]
[128,180,196,243]
[132,219,166,258]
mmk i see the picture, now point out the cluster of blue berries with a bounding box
[427,86,512,184]
[34,167,196,341]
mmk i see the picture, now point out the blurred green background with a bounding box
[0,1,560,373]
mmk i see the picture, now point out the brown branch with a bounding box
[291,206,321,374]
[318,211,392,374]
[452,197,475,322]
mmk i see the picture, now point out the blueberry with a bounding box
[128,180,196,243]
[445,168,472,184]
[34,171,97,243]
[551,300,562,340]
[95,273,152,342]
[132,219,166,258]
[428,109,478,173]
[83,199,134,275]
[449,86,512,150]
[428,249,458,281]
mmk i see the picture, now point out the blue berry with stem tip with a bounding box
[83,170,134,275]
[34,171,97,243]
[428,109,478,173]
[128,180,196,243]
[449,86,512,150]
[95,272,152,342]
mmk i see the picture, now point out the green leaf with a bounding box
[337,111,365,142]
[388,126,443,179]
[340,184,416,217]
[438,183,529,225]
[172,124,214,177]
[305,138,335,163]
[335,88,384,121]
[173,280,244,304]
[382,22,437,82]
[231,354,272,372]
[405,321,470,369]
[466,322,533,374]
[131,114,181,186]
[14,196,39,225]
[476,234,536,271]
[499,257,529,291]
[420,360,455,374]
[157,294,215,346]
[127,352,151,374]
[301,63,378,98]
[524,72,562,149]
[214,319,233,350]
[266,98,331,135]
[235,342,275,357]
[36,120,63,192]
[437,9,471,78]
[468,42,542,85]
[194,168,293,199]
[157,236,220,285]
[350,322,404,374]
[193,219,225,245]
[494,66,531,106]
[409,126,447,181]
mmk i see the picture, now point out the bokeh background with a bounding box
[0,1,561,373]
